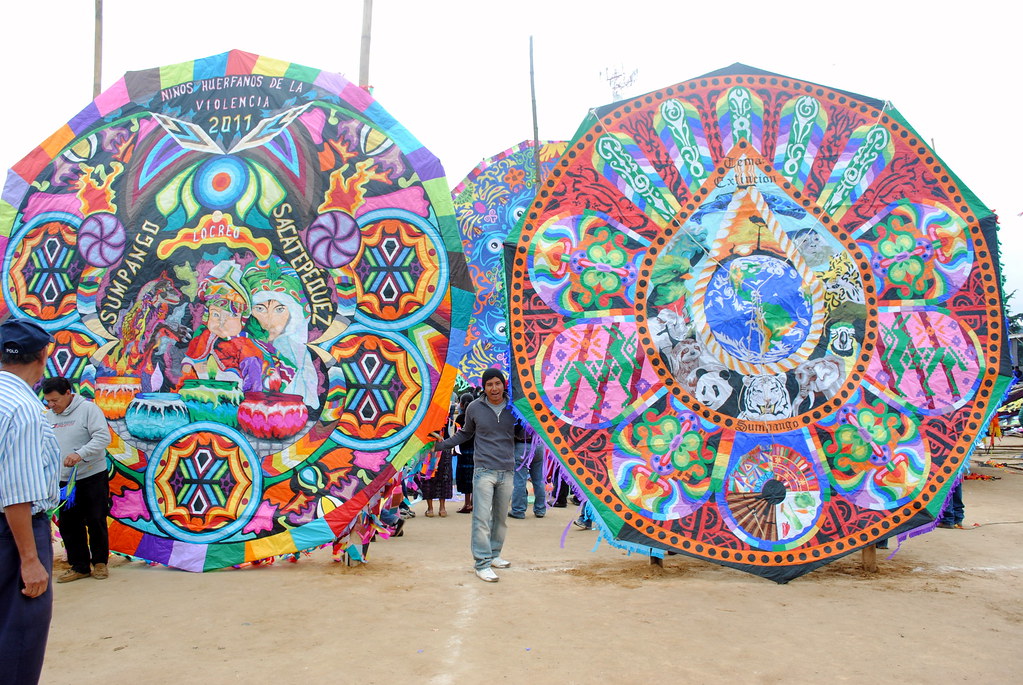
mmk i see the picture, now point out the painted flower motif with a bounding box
[616,409,712,490]
[878,228,927,296]
[827,402,902,470]
[574,228,637,308]
[156,156,286,222]
[503,167,526,191]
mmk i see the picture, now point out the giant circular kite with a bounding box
[507,64,1011,582]
[452,140,565,384]
[0,50,470,571]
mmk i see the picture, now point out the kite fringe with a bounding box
[558,502,664,560]
[515,431,546,472]
[592,510,664,559]
[108,497,404,572]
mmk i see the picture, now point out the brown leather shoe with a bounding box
[92,563,109,580]
[57,569,91,583]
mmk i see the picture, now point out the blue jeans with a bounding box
[511,442,546,517]
[578,503,594,525]
[471,468,514,570]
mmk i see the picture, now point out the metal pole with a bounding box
[359,0,373,88]
[93,0,103,98]
[529,36,541,187]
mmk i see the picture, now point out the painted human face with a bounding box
[484,376,505,403]
[207,305,243,339]
[44,389,73,414]
[252,299,290,339]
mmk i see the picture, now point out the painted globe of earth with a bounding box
[704,255,813,364]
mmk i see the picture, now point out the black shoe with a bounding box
[573,519,592,530]
[534,512,545,518]
[552,502,567,508]
[936,522,954,529]
[508,513,525,519]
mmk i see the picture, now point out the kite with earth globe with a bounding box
[506,64,1011,582]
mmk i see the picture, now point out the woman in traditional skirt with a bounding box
[454,392,476,513]
[987,414,1003,451]
[419,403,456,517]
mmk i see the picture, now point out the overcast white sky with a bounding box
[3,0,1019,301]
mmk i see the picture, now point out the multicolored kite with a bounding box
[507,64,1011,582]
[452,140,565,385]
[1,50,472,571]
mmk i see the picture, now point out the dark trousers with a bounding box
[0,513,53,685]
[940,481,965,525]
[553,474,571,506]
[57,471,109,573]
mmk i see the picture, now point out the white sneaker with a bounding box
[475,568,499,582]
[491,557,511,569]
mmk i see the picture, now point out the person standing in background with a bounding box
[986,415,1002,452]
[937,480,966,529]
[454,393,476,514]
[509,431,547,519]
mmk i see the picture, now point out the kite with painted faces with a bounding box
[506,64,1011,582]
[0,50,471,570]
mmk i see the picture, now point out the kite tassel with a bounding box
[60,465,79,510]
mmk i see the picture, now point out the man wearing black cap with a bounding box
[433,368,521,582]
[0,318,61,683]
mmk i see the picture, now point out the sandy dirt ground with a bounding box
[41,442,1023,684]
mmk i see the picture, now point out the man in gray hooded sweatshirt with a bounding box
[434,368,521,582]
[42,377,111,582]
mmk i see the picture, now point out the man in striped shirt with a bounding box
[0,318,60,684]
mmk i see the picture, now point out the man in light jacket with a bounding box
[42,377,111,582]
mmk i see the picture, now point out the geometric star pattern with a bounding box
[355,218,438,321]
[153,431,254,534]
[334,333,423,441]
[9,219,83,319]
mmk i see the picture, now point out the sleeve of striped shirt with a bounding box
[0,404,51,509]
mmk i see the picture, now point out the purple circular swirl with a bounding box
[78,212,127,267]
[305,211,360,268]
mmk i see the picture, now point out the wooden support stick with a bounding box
[862,544,878,573]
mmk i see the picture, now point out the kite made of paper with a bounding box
[507,64,1011,583]
[451,140,565,384]
[0,50,471,571]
